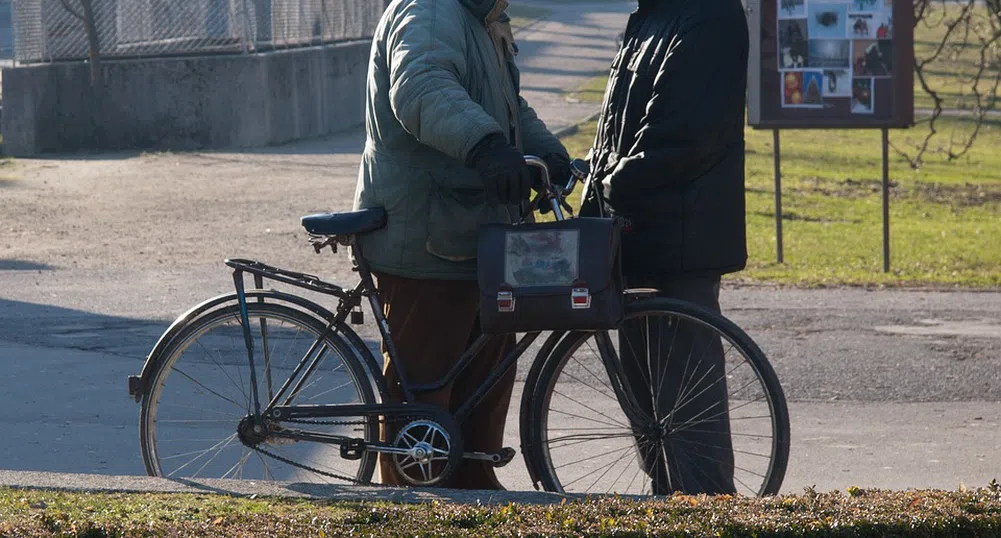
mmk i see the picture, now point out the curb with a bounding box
[553,110,602,139]
[0,470,621,506]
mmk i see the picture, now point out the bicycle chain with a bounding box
[245,413,437,485]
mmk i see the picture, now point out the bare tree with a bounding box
[893,0,1001,168]
[58,0,102,87]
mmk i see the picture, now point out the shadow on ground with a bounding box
[0,298,382,478]
[0,259,53,271]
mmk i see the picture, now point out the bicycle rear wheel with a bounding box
[139,302,380,483]
[521,297,789,497]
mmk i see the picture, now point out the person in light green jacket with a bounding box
[351,0,570,489]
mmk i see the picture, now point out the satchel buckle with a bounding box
[571,287,591,310]
[497,291,516,312]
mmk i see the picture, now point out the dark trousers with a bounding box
[618,274,737,495]
[373,271,516,490]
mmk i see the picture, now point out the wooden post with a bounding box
[881,128,891,272]
[773,129,784,264]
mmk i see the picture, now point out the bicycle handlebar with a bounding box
[523,155,591,221]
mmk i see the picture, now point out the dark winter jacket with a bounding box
[581,0,750,278]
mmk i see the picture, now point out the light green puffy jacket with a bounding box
[351,0,568,280]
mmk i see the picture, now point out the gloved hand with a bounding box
[466,133,532,205]
[542,152,572,189]
[536,152,572,214]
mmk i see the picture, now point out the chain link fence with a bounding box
[11,0,389,65]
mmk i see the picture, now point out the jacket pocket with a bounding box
[425,174,492,262]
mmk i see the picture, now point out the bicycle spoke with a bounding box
[303,371,351,402]
[676,444,761,494]
[672,436,772,460]
[674,446,729,494]
[606,451,639,494]
[546,432,636,447]
[561,365,618,402]
[171,366,245,411]
[222,450,254,479]
[166,433,237,478]
[255,451,275,480]
[551,389,629,429]
[160,439,237,462]
[570,346,619,401]
[549,407,624,430]
[554,444,634,471]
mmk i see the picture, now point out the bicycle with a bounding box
[127,156,790,496]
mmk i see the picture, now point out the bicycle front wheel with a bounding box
[140,302,380,483]
[521,297,789,497]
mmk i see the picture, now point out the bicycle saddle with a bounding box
[300,208,387,236]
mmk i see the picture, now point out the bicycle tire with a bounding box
[520,297,790,497]
[139,302,381,483]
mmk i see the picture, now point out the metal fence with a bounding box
[11,0,389,64]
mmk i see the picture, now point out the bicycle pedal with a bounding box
[340,439,366,461]
[494,447,516,468]
[463,447,517,468]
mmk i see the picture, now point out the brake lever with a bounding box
[560,197,574,217]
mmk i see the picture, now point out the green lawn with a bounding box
[507,4,552,30]
[3,485,1001,537]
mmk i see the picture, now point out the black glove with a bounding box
[466,133,531,205]
[543,152,572,190]
[536,152,572,214]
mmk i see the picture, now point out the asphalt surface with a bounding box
[1,0,999,499]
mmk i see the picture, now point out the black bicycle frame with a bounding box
[227,243,544,432]
[225,158,627,439]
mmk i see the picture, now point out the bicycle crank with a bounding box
[464,447,517,468]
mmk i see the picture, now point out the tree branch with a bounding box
[892,0,999,168]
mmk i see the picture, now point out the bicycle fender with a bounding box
[127,290,379,403]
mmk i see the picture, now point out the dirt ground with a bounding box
[1,132,367,283]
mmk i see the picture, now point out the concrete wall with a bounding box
[1,40,370,156]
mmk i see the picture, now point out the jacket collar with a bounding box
[459,0,508,23]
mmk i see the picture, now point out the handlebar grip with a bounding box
[569,158,590,180]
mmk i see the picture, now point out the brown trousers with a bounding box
[373,271,517,490]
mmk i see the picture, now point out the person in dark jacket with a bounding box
[580,0,749,495]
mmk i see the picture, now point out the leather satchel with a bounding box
[477,217,625,335]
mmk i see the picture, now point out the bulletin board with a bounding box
[746,0,915,129]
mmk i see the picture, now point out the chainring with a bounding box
[391,419,462,487]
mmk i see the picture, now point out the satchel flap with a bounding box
[477,217,621,298]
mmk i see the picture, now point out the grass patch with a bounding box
[507,4,552,31]
[3,485,1001,537]
[554,116,1001,288]
[566,75,608,105]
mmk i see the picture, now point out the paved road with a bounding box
[1,0,999,497]
[511,0,632,133]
